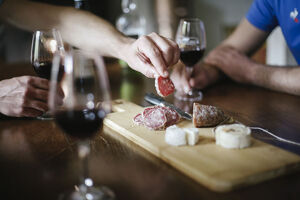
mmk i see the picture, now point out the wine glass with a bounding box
[49,49,115,200]
[175,18,206,102]
[31,29,64,120]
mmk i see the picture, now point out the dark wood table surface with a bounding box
[1,61,300,200]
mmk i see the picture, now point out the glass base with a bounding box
[36,112,54,120]
[59,184,115,200]
[174,90,203,102]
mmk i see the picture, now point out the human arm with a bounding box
[155,0,176,39]
[205,19,300,95]
[0,0,179,78]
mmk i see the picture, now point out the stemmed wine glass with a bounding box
[175,18,206,101]
[49,49,115,200]
[31,29,64,120]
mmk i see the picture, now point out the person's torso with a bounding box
[273,0,300,64]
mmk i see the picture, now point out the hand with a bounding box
[204,46,255,83]
[0,76,62,117]
[120,32,180,78]
[170,61,221,93]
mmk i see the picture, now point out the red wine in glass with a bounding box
[180,49,205,67]
[31,29,64,80]
[175,18,206,101]
[32,60,65,81]
[55,109,105,139]
[32,61,52,79]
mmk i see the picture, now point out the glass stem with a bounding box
[186,66,194,94]
[186,67,194,79]
[78,140,90,187]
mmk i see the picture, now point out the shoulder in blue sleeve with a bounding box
[0,0,3,6]
[246,0,278,32]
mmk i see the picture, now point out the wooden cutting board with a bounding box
[104,99,300,192]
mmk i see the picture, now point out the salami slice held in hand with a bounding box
[155,76,175,97]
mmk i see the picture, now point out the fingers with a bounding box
[22,76,50,90]
[190,63,220,89]
[136,53,160,78]
[25,86,49,102]
[148,32,180,67]
[170,62,191,93]
[189,73,207,89]
[23,99,48,113]
[137,35,168,77]
[205,46,237,68]
[20,107,44,118]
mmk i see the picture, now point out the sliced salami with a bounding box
[133,113,144,126]
[155,76,175,97]
[143,107,167,130]
[161,106,181,127]
[133,105,181,130]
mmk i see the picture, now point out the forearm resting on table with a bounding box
[0,0,131,58]
[250,63,300,95]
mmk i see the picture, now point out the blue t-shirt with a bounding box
[0,0,3,6]
[246,0,300,64]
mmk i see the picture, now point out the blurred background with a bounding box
[0,0,297,65]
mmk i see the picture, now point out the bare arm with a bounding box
[205,19,300,95]
[0,0,179,78]
[155,0,176,39]
[221,19,269,55]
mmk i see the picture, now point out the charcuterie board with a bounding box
[104,99,300,192]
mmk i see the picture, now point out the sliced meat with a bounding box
[142,106,157,119]
[143,106,167,130]
[161,106,181,127]
[133,113,144,126]
[155,76,175,97]
[133,106,181,130]
[193,103,227,127]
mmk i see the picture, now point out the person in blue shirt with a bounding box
[172,0,300,96]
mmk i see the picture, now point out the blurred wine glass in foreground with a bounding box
[49,49,115,200]
[175,18,206,102]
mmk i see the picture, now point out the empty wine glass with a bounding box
[175,18,206,102]
[49,49,115,200]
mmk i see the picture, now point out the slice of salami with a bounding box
[161,106,181,127]
[142,106,156,119]
[143,106,167,130]
[155,76,175,97]
[133,113,144,126]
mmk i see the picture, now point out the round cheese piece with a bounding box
[215,124,251,149]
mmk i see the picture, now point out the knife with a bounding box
[144,93,193,120]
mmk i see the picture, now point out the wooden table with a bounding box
[1,61,300,200]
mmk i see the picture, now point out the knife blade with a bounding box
[144,93,193,121]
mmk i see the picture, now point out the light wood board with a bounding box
[104,99,300,192]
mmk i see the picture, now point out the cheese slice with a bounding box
[215,124,251,149]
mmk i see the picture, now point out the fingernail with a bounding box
[163,71,169,77]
